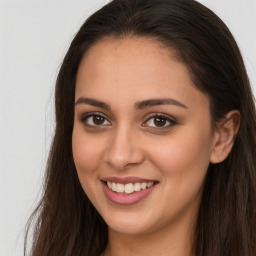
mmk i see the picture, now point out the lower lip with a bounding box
[102,182,157,205]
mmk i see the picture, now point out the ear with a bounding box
[210,110,240,164]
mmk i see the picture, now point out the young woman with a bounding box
[25,0,256,255]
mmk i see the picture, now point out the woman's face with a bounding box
[72,37,216,235]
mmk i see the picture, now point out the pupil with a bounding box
[154,117,166,127]
[93,115,104,125]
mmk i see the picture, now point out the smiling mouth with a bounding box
[101,176,159,194]
[100,177,159,205]
[102,181,157,194]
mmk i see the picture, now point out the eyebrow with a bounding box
[135,98,187,109]
[75,97,111,110]
[75,97,187,110]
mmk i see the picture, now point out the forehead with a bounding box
[75,36,209,112]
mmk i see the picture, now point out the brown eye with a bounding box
[143,114,176,129]
[154,117,167,127]
[81,113,111,127]
[93,115,105,125]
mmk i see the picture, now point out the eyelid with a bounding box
[80,112,111,126]
[79,111,177,129]
[142,113,177,128]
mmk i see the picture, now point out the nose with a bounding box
[103,124,145,170]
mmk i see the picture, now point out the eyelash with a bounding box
[80,112,177,129]
[80,112,111,127]
[143,113,177,129]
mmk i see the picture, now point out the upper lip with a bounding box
[100,176,159,184]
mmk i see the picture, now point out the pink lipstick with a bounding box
[101,177,158,205]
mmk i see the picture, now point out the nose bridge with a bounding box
[104,123,144,170]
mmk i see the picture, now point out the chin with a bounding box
[100,207,160,236]
[107,220,152,235]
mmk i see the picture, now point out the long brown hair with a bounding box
[25,0,256,255]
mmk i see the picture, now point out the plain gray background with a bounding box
[0,0,255,255]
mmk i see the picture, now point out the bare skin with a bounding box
[72,36,240,256]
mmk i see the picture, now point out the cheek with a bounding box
[146,126,213,185]
[72,128,107,205]
[144,127,213,221]
[72,128,104,178]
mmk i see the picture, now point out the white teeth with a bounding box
[112,182,117,192]
[116,183,124,193]
[147,182,154,188]
[134,182,141,192]
[106,181,156,194]
[124,183,134,194]
[107,181,112,189]
[141,182,147,190]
